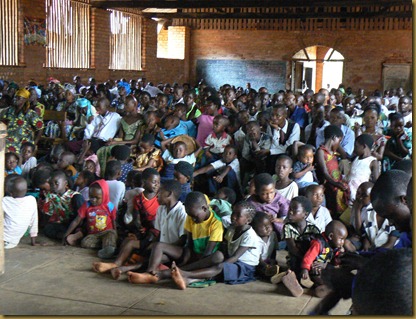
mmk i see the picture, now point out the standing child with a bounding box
[305,185,332,233]
[315,125,349,217]
[20,142,37,178]
[292,144,319,193]
[274,154,299,201]
[173,161,194,203]
[63,179,118,259]
[5,152,22,176]
[3,175,39,248]
[248,173,290,240]
[74,170,96,201]
[134,133,162,172]
[105,160,126,209]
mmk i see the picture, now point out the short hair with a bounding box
[127,170,142,188]
[305,184,323,198]
[325,220,347,235]
[364,102,381,115]
[96,96,110,108]
[61,151,76,164]
[50,169,72,189]
[388,112,404,123]
[104,160,122,179]
[275,154,293,166]
[355,133,374,150]
[21,142,35,152]
[5,174,23,196]
[391,159,412,176]
[234,200,257,221]
[206,95,221,108]
[141,167,159,181]
[32,167,53,188]
[290,196,313,214]
[251,211,271,229]
[184,191,208,207]
[7,175,27,198]
[111,145,131,161]
[224,144,237,154]
[78,170,96,187]
[253,173,274,191]
[217,187,236,205]
[215,114,230,127]
[324,125,344,140]
[298,144,315,158]
[371,169,410,203]
[141,133,156,145]
[161,179,182,201]
[5,152,19,161]
[352,248,412,315]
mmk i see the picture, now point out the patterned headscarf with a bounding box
[15,88,31,112]
[76,97,94,118]
[117,81,131,95]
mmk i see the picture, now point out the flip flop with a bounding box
[282,271,304,297]
[300,277,315,288]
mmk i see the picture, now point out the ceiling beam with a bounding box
[91,0,410,9]
[141,11,412,19]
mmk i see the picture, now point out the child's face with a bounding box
[246,124,261,141]
[329,111,345,127]
[270,107,287,127]
[173,170,189,185]
[143,174,160,193]
[354,141,366,157]
[164,117,178,130]
[95,101,108,116]
[214,190,227,201]
[85,161,96,173]
[231,206,250,227]
[38,182,51,194]
[248,103,259,116]
[89,187,103,206]
[205,102,217,115]
[256,183,276,204]
[237,111,250,125]
[275,159,293,180]
[186,203,209,224]
[299,149,314,165]
[222,146,237,164]
[212,118,225,134]
[391,118,405,136]
[5,155,18,171]
[308,186,324,207]
[363,109,378,128]
[138,142,154,154]
[124,99,137,114]
[184,94,194,107]
[74,174,85,188]
[355,185,372,206]
[286,201,307,223]
[157,185,170,206]
[21,146,34,162]
[146,114,157,127]
[328,228,347,249]
[254,217,273,237]
[399,97,411,114]
[50,175,68,195]
[57,155,70,169]
[331,136,342,150]
[173,143,187,159]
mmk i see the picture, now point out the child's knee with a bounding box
[211,251,225,264]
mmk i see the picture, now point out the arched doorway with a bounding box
[291,46,344,93]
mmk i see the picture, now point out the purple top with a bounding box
[248,191,290,238]
[196,114,215,145]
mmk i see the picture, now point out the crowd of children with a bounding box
[1,78,412,314]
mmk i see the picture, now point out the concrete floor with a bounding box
[0,235,351,315]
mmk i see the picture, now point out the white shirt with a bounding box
[123,187,144,224]
[84,111,121,141]
[258,231,278,261]
[154,201,187,244]
[224,226,262,266]
[3,196,38,245]
[106,180,126,209]
[162,150,196,165]
[211,158,240,184]
[306,205,332,233]
[269,120,300,155]
[21,157,37,178]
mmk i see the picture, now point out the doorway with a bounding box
[291,46,344,93]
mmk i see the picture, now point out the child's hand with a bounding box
[311,261,327,275]
[213,175,224,183]
[82,140,91,151]
[301,269,309,280]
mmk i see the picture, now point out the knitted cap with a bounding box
[174,161,194,180]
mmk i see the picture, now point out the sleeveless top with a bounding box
[347,155,376,201]
[121,117,144,141]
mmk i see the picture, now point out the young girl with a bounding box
[134,133,162,172]
[248,173,290,240]
[42,170,84,240]
[382,112,412,172]
[195,95,221,146]
[346,134,379,203]
[74,170,96,201]
[20,142,37,179]
[305,185,332,233]
[167,201,262,289]
[315,125,349,217]
[274,155,298,201]
[173,161,194,203]
[252,211,279,278]
[5,152,22,176]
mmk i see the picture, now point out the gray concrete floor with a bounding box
[0,235,351,315]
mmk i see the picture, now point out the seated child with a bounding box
[5,152,22,176]
[173,161,194,203]
[42,170,84,240]
[271,196,321,297]
[292,144,318,193]
[105,160,126,209]
[210,187,237,228]
[135,133,162,172]
[84,159,101,180]
[161,140,199,182]
[202,115,233,165]
[248,173,290,240]
[300,220,347,290]
[63,180,118,259]
[74,170,96,201]
[3,175,39,248]
[121,171,144,226]
[154,114,187,148]
[252,211,279,278]
[126,191,224,287]
[193,145,241,198]
[77,140,101,177]
[173,103,197,138]
[274,154,299,201]
[92,179,187,279]
[20,142,37,179]
[194,95,221,146]
[305,185,332,233]
[57,151,78,179]
[165,201,261,289]
[110,145,133,184]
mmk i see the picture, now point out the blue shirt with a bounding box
[290,106,308,129]
[155,124,188,148]
[180,120,197,138]
[316,124,355,158]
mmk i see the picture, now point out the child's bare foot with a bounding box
[127,271,159,284]
[171,261,187,290]
[92,262,117,273]
[111,267,122,280]
[66,231,83,246]
[282,270,304,297]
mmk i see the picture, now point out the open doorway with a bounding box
[291,46,344,93]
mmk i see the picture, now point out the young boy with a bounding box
[173,161,194,203]
[305,185,332,233]
[110,144,133,184]
[274,154,298,201]
[126,191,224,285]
[5,152,22,176]
[20,142,37,178]
[202,115,233,164]
[105,160,126,209]
[63,179,118,259]
[3,175,39,248]
[292,144,318,192]
[56,151,78,178]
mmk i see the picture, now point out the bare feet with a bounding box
[66,231,83,246]
[92,262,117,273]
[127,271,159,284]
[282,270,304,297]
[111,267,122,280]
[171,261,187,290]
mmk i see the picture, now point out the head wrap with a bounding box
[89,179,111,210]
[8,82,19,90]
[48,77,60,84]
[15,88,30,99]
[174,161,194,180]
[117,81,131,95]
[76,97,93,118]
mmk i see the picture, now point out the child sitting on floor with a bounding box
[5,152,22,176]
[274,154,298,201]
[292,144,318,194]
[305,185,332,233]
[210,187,237,228]
[57,151,78,179]
[154,114,187,148]
[105,160,126,210]
[110,145,133,184]
[3,175,39,248]
[74,170,96,201]
[134,133,162,172]
[20,142,37,179]
[202,114,233,165]
[92,179,187,279]
[63,179,118,259]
